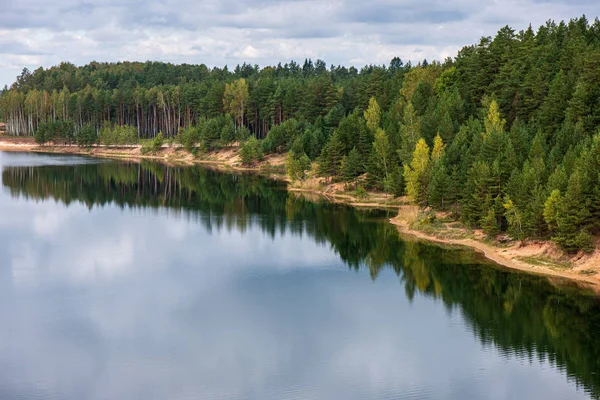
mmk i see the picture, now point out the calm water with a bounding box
[0,151,599,400]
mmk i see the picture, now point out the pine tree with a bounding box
[553,171,594,252]
[428,162,449,209]
[504,197,524,240]
[341,147,361,183]
[318,132,344,180]
[481,206,500,238]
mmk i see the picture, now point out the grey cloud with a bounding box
[60,1,96,15]
[0,41,47,56]
[0,0,598,87]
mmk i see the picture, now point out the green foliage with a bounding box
[239,137,263,166]
[77,123,96,147]
[340,147,362,183]
[176,126,200,151]
[355,185,368,199]
[286,152,311,181]
[34,120,75,146]
[99,125,138,147]
[317,131,344,180]
[34,125,46,145]
[262,119,301,154]
[152,132,164,152]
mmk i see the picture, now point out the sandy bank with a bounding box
[1,136,599,291]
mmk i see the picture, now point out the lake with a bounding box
[0,151,598,400]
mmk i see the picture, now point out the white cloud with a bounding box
[1,0,597,86]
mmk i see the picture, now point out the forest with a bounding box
[1,16,600,252]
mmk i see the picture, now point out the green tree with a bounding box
[341,147,361,183]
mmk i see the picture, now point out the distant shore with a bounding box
[1,135,599,292]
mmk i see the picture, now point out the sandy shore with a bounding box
[1,136,599,291]
[389,211,600,292]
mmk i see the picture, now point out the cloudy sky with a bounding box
[0,0,597,87]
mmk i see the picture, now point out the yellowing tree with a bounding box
[404,138,430,205]
[364,97,381,132]
[431,134,445,162]
[484,99,505,138]
[399,65,441,102]
[223,78,249,127]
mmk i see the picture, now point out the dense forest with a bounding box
[1,16,600,251]
[3,161,600,399]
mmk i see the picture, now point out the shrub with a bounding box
[176,127,200,151]
[98,125,138,147]
[355,185,368,199]
[140,140,153,154]
[235,125,251,142]
[286,152,311,181]
[220,119,236,146]
[116,126,138,146]
[152,132,164,152]
[99,126,117,146]
[33,120,75,145]
[262,119,301,154]
[77,124,97,147]
[140,132,164,154]
[239,137,263,166]
[34,125,47,145]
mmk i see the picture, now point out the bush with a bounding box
[203,116,229,150]
[77,124,97,147]
[220,119,236,146]
[140,132,164,154]
[116,126,138,146]
[140,140,153,154]
[98,126,117,146]
[33,120,75,145]
[239,137,263,166]
[235,125,251,142]
[262,119,301,154]
[34,125,47,145]
[286,152,311,181]
[152,132,164,151]
[99,125,138,147]
[176,127,200,151]
[355,185,368,199]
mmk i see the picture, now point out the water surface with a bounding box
[0,151,599,400]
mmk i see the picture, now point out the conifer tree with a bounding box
[341,147,361,183]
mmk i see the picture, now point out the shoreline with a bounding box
[1,137,599,291]
[389,215,600,292]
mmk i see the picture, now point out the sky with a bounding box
[0,0,598,87]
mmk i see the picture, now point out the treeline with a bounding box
[4,161,600,398]
[2,16,600,251]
